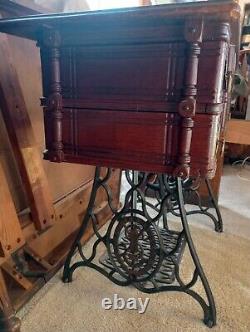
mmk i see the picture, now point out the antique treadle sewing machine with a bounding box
[0,0,240,328]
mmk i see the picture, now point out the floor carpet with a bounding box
[18,165,250,332]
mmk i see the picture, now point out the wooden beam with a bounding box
[17,169,120,258]
[0,25,55,231]
[2,260,33,291]
[28,184,88,258]
[0,269,21,332]
[0,162,25,261]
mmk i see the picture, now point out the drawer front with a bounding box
[44,108,219,176]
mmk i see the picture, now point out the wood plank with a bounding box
[0,162,25,261]
[0,24,55,231]
[28,169,121,258]
[27,178,95,258]
[225,119,250,145]
[2,261,33,291]
[0,269,21,332]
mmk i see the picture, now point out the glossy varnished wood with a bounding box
[0,0,240,178]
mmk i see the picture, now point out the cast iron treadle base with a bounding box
[181,178,223,233]
[62,167,217,328]
[99,228,186,288]
[141,174,223,233]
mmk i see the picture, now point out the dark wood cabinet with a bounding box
[0,0,240,178]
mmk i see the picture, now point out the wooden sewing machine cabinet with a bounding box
[0,0,240,178]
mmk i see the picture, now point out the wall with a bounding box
[34,0,89,11]
[34,0,141,12]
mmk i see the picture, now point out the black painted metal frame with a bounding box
[63,167,218,328]
[142,174,223,233]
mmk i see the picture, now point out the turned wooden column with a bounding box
[41,29,64,162]
[174,19,203,178]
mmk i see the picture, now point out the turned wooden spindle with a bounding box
[174,19,203,178]
[42,29,64,162]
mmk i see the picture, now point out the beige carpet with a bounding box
[18,166,250,332]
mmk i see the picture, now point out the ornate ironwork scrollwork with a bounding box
[62,167,217,328]
[142,175,223,233]
[106,215,162,282]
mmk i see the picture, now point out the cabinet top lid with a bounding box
[0,0,240,41]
